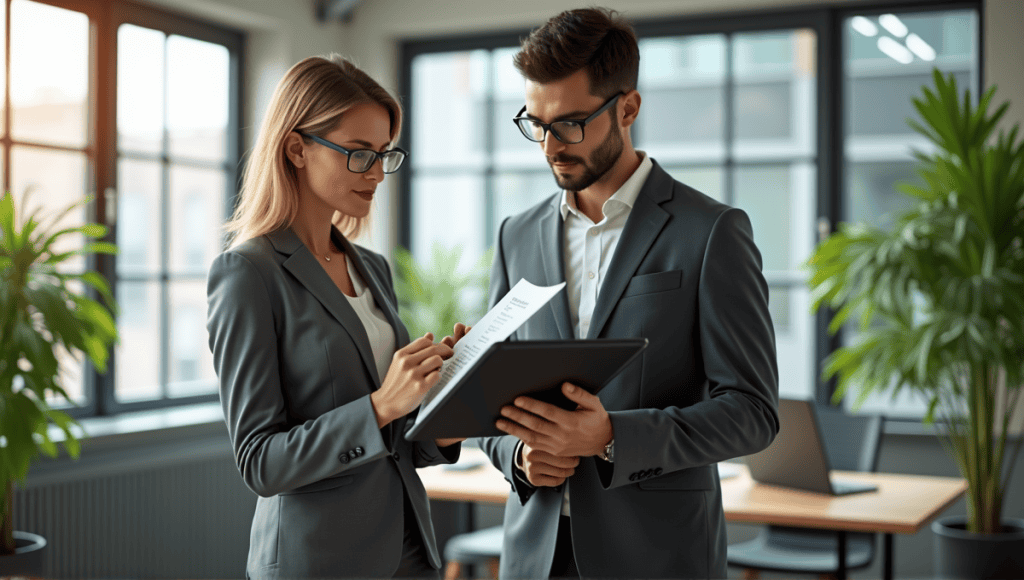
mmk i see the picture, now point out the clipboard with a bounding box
[404,338,648,441]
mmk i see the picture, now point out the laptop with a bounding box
[744,398,878,496]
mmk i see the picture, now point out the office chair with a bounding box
[727,404,885,579]
[442,525,502,580]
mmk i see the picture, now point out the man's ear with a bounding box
[619,89,641,130]
[284,131,307,169]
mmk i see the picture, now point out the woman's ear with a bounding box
[619,89,641,130]
[284,131,307,169]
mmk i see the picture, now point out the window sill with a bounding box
[30,401,231,488]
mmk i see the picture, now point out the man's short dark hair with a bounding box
[513,7,640,98]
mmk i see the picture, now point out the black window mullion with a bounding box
[159,30,171,400]
[723,33,735,208]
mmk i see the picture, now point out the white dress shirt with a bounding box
[555,151,653,515]
[344,256,396,384]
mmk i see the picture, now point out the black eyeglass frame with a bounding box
[296,131,409,174]
[512,93,623,144]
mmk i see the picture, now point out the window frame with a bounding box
[0,0,243,418]
[397,0,983,422]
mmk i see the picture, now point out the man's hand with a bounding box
[520,443,579,487]
[496,382,614,457]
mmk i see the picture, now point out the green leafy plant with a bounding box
[807,70,1024,534]
[392,243,492,339]
[0,191,118,554]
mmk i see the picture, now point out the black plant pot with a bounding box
[933,516,1024,579]
[0,530,47,576]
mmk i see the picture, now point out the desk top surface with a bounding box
[417,448,967,534]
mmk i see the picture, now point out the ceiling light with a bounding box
[879,14,909,38]
[877,36,914,64]
[851,16,878,37]
[906,33,937,61]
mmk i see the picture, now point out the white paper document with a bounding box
[416,278,566,419]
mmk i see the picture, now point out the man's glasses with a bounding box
[297,131,408,174]
[512,93,622,145]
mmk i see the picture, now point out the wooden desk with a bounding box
[419,450,967,580]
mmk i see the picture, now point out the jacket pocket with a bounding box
[638,465,713,490]
[279,474,354,495]
[621,270,683,297]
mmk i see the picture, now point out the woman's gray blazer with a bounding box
[206,226,459,579]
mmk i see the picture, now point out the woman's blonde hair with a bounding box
[225,54,402,246]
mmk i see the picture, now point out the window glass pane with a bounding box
[637,35,726,163]
[1,5,6,135]
[411,174,486,265]
[115,281,161,402]
[492,171,559,237]
[9,0,88,148]
[167,35,229,162]
[117,159,162,276]
[168,281,217,397]
[772,285,815,399]
[732,29,816,158]
[11,147,89,272]
[493,48,547,170]
[664,166,724,201]
[118,24,165,154]
[169,166,226,275]
[411,51,489,169]
[842,8,979,416]
[732,163,816,273]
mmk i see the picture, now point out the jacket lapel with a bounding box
[538,195,574,340]
[269,227,382,389]
[585,162,673,340]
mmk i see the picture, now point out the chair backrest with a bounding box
[815,404,885,472]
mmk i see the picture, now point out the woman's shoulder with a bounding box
[210,235,284,281]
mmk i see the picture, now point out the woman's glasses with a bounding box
[297,131,408,174]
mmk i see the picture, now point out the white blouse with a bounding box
[344,256,396,384]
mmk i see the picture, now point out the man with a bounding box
[475,8,780,579]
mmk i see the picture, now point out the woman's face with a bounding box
[293,102,393,219]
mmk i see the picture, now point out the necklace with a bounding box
[323,240,337,262]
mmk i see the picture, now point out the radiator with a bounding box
[14,429,256,578]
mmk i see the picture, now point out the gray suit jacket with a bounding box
[477,161,779,579]
[207,227,459,579]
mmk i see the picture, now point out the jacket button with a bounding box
[339,453,350,464]
[654,467,663,476]
[354,447,364,457]
[392,451,400,461]
[629,473,637,482]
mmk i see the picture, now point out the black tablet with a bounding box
[404,338,647,441]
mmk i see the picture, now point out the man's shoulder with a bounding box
[648,162,736,225]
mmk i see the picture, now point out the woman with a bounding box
[206,54,465,579]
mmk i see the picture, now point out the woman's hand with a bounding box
[370,333,453,428]
[440,323,471,358]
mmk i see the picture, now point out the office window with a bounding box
[1,0,241,416]
[841,8,979,417]
[401,2,981,417]
[405,29,817,400]
[2,0,92,405]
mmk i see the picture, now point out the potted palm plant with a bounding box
[0,191,118,574]
[807,69,1024,578]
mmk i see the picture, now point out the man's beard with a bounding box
[548,125,623,192]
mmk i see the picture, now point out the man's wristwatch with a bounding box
[600,439,615,463]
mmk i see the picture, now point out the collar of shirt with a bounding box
[559,151,653,223]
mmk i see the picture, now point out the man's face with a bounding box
[524,69,623,192]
